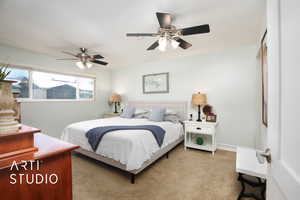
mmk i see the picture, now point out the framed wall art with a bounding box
[143,72,169,94]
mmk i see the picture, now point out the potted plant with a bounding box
[0,63,13,97]
[0,63,11,81]
[0,64,20,134]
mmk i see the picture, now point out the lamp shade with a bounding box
[192,93,207,105]
[110,94,121,102]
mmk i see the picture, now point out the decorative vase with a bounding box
[0,80,20,134]
[196,137,204,145]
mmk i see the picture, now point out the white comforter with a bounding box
[61,117,183,170]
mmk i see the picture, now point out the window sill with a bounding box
[17,98,95,103]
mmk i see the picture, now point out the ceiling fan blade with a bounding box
[92,54,104,59]
[174,37,192,49]
[147,40,159,50]
[156,12,172,28]
[56,58,78,60]
[180,24,210,36]
[126,33,159,37]
[62,51,78,57]
[91,60,108,66]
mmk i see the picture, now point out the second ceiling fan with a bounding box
[57,48,108,69]
[126,12,210,51]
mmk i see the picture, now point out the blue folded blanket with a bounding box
[86,125,166,151]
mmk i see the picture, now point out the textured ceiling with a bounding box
[0,0,265,68]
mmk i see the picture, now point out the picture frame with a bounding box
[206,113,217,123]
[261,30,268,127]
[143,72,169,94]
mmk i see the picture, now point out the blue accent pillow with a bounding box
[120,106,136,118]
[149,107,166,122]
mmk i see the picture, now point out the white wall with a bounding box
[0,44,112,138]
[112,45,261,148]
[255,2,268,150]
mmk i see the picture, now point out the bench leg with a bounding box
[130,173,135,184]
[237,173,266,200]
[261,183,266,200]
[237,174,246,200]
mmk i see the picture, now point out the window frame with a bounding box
[5,64,96,102]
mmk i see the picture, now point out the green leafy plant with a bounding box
[0,63,11,81]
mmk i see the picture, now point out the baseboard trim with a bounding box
[217,143,236,152]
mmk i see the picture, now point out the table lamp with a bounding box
[110,94,121,113]
[192,92,207,122]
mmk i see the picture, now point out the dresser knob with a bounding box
[196,127,201,130]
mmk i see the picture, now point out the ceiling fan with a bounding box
[126,12,210,51]
[57,48,108,69]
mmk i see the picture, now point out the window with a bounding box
[78,77,94,99]
[32,72,77,99]
[6,68,30,98]
[32,71,94,100]
[5,66,95,101]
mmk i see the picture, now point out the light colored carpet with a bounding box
[72,145,241,200]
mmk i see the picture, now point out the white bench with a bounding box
[236,147,267,200]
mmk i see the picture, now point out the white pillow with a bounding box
[146,108,177,115]
[120,105,136,118]
[134,112,149,119]
[164,115,180,123]
[134,108,148,115]
[149,108,166,122]
[165,109,177,115]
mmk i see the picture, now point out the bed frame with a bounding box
[75,101,188,184]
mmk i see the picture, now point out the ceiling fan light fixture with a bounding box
[76,61,85,69]
[171,39,180,49]
[86,62,93,69]
[158,36,167,52]
[158,44,167,52]
[59,48,108,68]
[126,12,210,51]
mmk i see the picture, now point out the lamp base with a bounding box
[114,102,118,113]
[197,105,202,122]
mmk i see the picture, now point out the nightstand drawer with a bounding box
[186,125,213,134]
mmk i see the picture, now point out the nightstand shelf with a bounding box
[183,121,218,155]
[186,142,213,151]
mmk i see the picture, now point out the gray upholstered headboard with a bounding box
[127,101,188,121]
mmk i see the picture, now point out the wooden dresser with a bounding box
[0,127,79,200]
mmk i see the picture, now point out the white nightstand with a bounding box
[183,121,218,155]
[102,112,120,118]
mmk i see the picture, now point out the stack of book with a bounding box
[0,109,20,134]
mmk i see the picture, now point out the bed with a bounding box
[61,101,187,183]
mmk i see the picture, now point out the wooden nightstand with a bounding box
[102,112,120,118]
[183,121,218,155]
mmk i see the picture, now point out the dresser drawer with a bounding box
[186,124,213,134]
